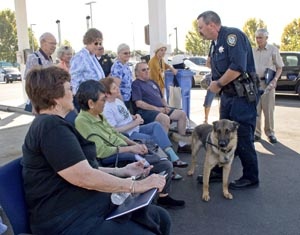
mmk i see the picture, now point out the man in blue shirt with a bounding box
[196,11,259,189]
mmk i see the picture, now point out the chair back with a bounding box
[0,158,31,234]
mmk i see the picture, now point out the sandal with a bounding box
[173,159,188,168]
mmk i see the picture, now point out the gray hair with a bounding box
[197,11,221,25]
[56,45,73,59]
[255,28,269,37]
[83,28,103,45]
[39,32,56,43]
[117,43,130,54]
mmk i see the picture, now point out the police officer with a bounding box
[95,46,113,77]
[196,11,259,189]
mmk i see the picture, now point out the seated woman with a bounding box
[22,66,170,235]
[100,77,188,175]
[75,80,185,209]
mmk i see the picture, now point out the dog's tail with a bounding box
[169,132,192,144]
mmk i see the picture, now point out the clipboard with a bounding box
[264,68,276,85]
[105,188,158,220]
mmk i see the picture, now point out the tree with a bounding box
[243,18,266,47]
[0,9,43,63]
[185,20,210,56]
[280,18,300,51]
[0,9,18,63]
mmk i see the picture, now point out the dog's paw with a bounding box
[223,192,233,200]
[202,193,210,202]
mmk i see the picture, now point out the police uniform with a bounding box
[96,54,113,77]
[210,26,259,183]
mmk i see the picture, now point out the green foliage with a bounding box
[280,18,300,51]
[243,18,266,47]
[185,20,210,56]
[0,9,18,63]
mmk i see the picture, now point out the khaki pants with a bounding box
[255,81,275,137]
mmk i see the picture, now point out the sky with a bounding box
[1,0,299,54]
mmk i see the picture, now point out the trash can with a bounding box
[165,69,194,118]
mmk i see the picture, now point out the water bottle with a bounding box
[111,192,130,205]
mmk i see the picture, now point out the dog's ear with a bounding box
[212,120,218,132]
[231,121,239,131]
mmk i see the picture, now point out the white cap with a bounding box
[171,54,185,65]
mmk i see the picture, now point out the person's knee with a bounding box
[155,114,170,129]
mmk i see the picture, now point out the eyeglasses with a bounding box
[46,41,57,46]
[94,42,102,46]
[123,52,131,55]
[141,68,150,72]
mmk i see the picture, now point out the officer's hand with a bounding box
[209,81,221,93]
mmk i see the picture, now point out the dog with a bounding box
[171,119,239,201]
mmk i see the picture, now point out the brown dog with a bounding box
[171,119,239,201]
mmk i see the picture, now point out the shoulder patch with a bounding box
[227,34,237,46]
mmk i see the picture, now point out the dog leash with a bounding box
[205,133,233,154]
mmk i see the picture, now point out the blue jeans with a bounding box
[203,89,215,107]
[130,122,172,150]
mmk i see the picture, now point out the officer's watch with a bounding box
[216,80,224,88]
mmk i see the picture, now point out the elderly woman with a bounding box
[110,43,134,111]
[148,43,177,96]
[69,28,105,96]
[56,45,73,71]
[22,66,170,235]
[101,77,188,178]
[75,79,185,208]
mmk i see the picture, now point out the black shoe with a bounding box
[157,195,185,209]
[229,178,259,190]
[197,171,222,184]
[177,145,191,154]
[173,159,188,168]
[254,135,261,142]
[268,135,277,144]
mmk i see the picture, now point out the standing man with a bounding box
[25,32,57,76]
[253,29,283,144]
[197,11,259,189]
[24,32,57,112]
[95,46,113,77]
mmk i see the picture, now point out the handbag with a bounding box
[168,75,182,109]
[133,139,168,165]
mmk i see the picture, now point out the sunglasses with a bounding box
[123,52,131,55]
[141,68,150,72]
[94,42,102,46]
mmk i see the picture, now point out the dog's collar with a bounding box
[206,133,233,154]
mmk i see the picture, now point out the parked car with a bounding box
[183,59,211,87]
[187,56,207,66]
[277,52,300,97]
[0,67,22,83]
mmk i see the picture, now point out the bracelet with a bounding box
[216,80,224,88]
[130,176,136,194]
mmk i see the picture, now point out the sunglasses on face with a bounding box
[94,42,102,46]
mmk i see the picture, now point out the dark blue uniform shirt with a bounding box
[210,26,255,80]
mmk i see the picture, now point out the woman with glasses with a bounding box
[69,28,105,98]
[22,66,171,235]
[110,43,134,112]
[56,45,73,71]
[75,79,185,209]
